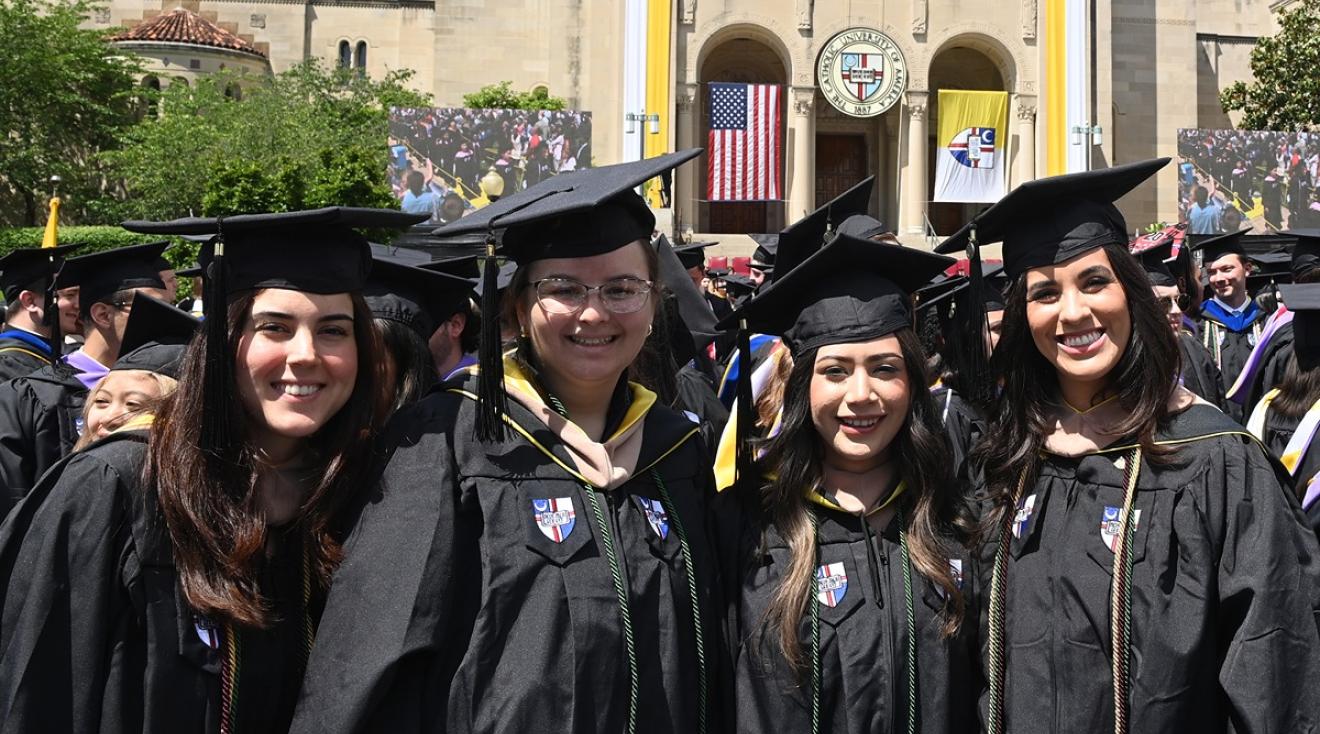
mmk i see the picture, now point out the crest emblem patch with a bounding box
[1099,505,1142,553]
[532,497,577,543]
[816,562,849,608]
[1012,494,1038,539]
[194,614,220,650]
[632,496,670,540]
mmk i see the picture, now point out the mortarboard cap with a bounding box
[936,158,1169,278]
[423,253,482,281]
[58,241,171,315]
[673,241,712,271]
[767,179,876,285]
[176,265,203,279]
[113,292,200,378]
[0,244,82,302]
[1246,250,1292,291]
[654,235,721,366]
[365,257,475,340]
[1280,284,1320,369]
[749,234,778,273]
[1131,239,1177,288]
[1189,228,1251,268]
[1284,229,1320,281]
[836,214,890,241]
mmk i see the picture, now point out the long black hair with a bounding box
[973,243,1180,534]
[749,328,972,671]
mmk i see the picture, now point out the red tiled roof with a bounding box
[112,8,267,59]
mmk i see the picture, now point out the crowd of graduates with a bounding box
[1,149,1320,733]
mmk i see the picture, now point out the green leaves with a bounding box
[462,81,568,111]
[1220,0,1320,131]
[100,60,433,220]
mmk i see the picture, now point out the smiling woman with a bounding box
[962,161,1320,734]
[0,207,409,734]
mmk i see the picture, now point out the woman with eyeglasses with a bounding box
[292,153,723,734]
[955,160,1320,734]
[1130,238,1227,409]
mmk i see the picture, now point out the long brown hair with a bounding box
[973,243,1180,536]
[750,328,972,671]
[145,289,390,628]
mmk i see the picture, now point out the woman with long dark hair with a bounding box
[292,153,720,734]
[713,232,979,732]
[949,160,1320,733]
[0,208,404,733]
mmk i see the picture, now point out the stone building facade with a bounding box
[91,0,1282,242]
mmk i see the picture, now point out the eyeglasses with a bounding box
[531,277,654,315]
[1155,294,1191,313]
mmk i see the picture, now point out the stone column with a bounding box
[874,121,888,223]
[1014,95,1037,188]
[899,91,929,237]
[675,83,699,234]
[787,86,816,225]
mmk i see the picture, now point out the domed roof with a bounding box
[112,7,266,59]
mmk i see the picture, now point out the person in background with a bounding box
[1187,184,1223,235]
[56,284,82,354]
[0,245,80,380]
[155,254,179,303]
[400,169,440,222]
[1192,228,1262,420]
[0,242,169,514]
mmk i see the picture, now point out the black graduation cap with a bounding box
[119,207,425,464]
[766,181,876,286]
[431,150,704,442]
[176,265,203,279]
[1284,229,1320,280]
[935,158,1169,278]
[423,253,483,280]
[365,257,474,340]
[672,241,711,271]
[720,272,758,304]
[1189,228,1251,268]
[836,214,890,241]
[1246,250,1293,291]
[0,244,82,302]
[654,235,721,366]
[915,261,1010,313]
[818,177,876,234]
[57,241,171,315]
[113,292,200,378]
[1280,284,1320,369]
[749,234,778,273]
[1131,240,1177,288]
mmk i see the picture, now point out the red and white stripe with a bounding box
[708,83,782,202]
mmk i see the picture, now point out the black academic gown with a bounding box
[979,403,1320,732]
[0,361,87,515]
[930,386,987,483]
[714,487,980,733]
[675,360,729,452]
[291,373,723,734]
[1259,407,1320,535]
[1199,311,1265,422]
[1244,320,1296,416]
[1176,330,1227,410]
[0,335,51,382]
[0,431,320,733]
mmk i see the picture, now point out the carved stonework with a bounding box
[1022,0,1037,39]
[912,0,927,35]
[907,99,927,121]
[682,0,695,25]
[793,93,815,117]
[1016,99,1037,122]
[796,0,812,30]
[677,89,697,114]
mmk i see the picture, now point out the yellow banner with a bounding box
[934,90,1009,203]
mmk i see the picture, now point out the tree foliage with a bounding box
[0,0,142,226]
[1221,0,1320,131]
[101,60,431,219]
[462,81,568,111]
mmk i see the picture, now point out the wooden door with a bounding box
[815,134,869,209]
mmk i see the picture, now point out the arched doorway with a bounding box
[698,34,788,234]
[927,43,1010,236]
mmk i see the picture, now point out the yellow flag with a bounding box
[933,90,1009,203]
[41,197,61,249]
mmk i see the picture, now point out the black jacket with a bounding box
[0,361,86,515]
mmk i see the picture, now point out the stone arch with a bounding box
[689,18,794,85]
[918,28,1029,94]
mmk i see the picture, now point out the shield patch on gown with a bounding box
[815,562,848,608]
[532,497,577,543]
[194,614,220,649]
[1099,505,1141,553]
[632,496,670,540]
[1012,494,1038,539]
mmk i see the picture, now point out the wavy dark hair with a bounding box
[973,243,1180,535]
[749,328,972,671]
[1271,353,1320,417]
[145,289,391,628]
[377,318,438,412]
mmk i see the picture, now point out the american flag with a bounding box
[707,82,782,201]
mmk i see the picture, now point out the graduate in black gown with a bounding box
[1130,237,1227,409]
[0,242,169,515]
[0,245,81,380]
[292,152,723,734]
[937,159,1320,733]
[1191,228,1264,421]
[0,207,404,733]
[1246,282,1320,534]
[712,232,980,733]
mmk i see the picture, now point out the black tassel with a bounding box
[201,229,235,465]
[735,318,753,485]
[475,237,508,443]
[42,255,62,366]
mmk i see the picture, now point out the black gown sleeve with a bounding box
[0,379,38,515]
[0,449,137,733]
[1213,435,1320,731]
